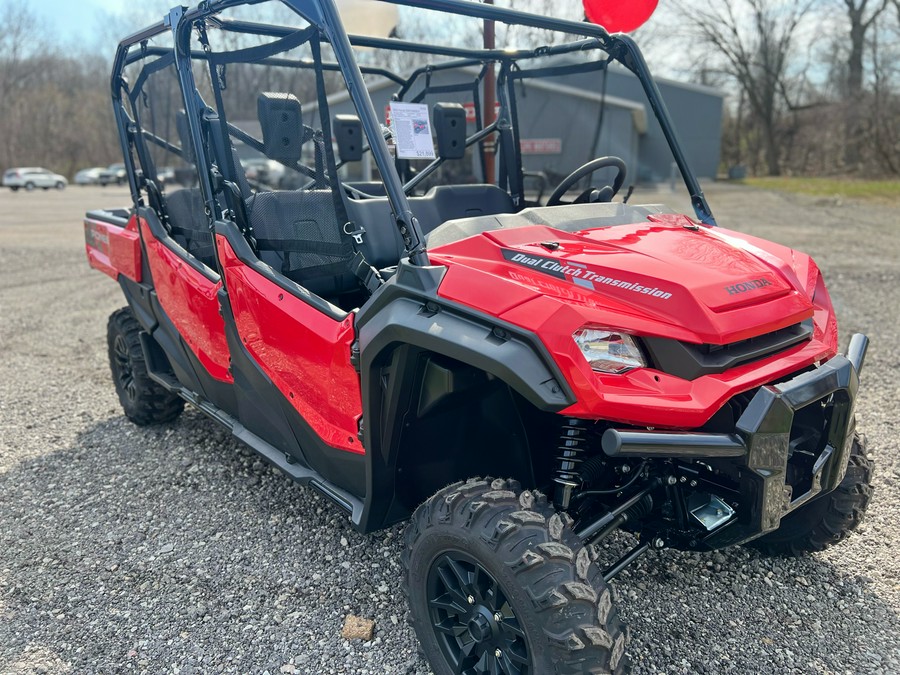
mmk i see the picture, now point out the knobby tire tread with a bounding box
[403,478,630,675]
[750,434,873,557]
[108,307,184,426]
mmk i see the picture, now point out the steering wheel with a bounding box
[546,156,627,206]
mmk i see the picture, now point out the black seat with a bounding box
[162,112,251,270]
[243,93,359,300]
[166,188,216,267]
[248,190,358,298]
[345,184,515,268]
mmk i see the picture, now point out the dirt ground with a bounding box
[0,183,898,673]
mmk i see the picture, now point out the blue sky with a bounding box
[31,0,120,39]
[27,0,172,47]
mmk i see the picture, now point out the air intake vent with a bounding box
[642,319,814,380]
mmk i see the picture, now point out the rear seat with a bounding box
[166,188,216,267]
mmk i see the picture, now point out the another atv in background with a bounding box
[84,1,873,672]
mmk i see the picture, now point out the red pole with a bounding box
[483,0,496,184]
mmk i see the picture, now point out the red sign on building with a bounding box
[519,138,562,155]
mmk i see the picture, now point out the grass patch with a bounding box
[743,176,900,202]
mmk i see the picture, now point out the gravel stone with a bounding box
[1,185,898,673]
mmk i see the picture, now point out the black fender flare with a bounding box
[354,262,575,531]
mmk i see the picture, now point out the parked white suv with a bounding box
[3,167,68,191]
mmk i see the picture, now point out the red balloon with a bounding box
[583,0,659,33]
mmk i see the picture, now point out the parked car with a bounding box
[75,167,116,186]
[108,163,127,185]
[241,157,285,188]
[156,166,176,185]
[3,167,67,191]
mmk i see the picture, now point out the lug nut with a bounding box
[666,476,677,485]
[690,480,698,487]
[653,537,665,549]
[494,612,503,622]
[495,649,503,658]
[467,595,475,605]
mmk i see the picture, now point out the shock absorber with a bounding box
[553,418,588,510]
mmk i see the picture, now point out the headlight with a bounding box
[572,326,645,374]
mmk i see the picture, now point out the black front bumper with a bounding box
[603,333,868,549]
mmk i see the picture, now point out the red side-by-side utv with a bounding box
[85,2,873,672]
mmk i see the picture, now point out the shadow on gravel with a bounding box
[1,410,898,674]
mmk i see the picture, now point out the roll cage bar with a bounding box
[110,0,715,271]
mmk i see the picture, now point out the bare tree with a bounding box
[839,0,891,167]
[0,1,49,168]
[676,0,814,176]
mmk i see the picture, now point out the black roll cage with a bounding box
[110,0,716,272]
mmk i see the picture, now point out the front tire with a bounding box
[750,433,873,556]
[107,307,184,426]
[403,478,629,674]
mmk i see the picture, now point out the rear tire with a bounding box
[107,307,184,426]
[750,433,873,556]
[403,478,629,674]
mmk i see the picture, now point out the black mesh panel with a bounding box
[167,188,215,267]
[250,190,353,285]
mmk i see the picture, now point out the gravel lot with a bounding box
[0,184,898,674]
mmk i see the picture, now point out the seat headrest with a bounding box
[258,92,304,162]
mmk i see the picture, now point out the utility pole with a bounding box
[483,0,496,184]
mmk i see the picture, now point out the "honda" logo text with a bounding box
[725,278,772,295]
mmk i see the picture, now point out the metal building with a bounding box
[313,59,724,187]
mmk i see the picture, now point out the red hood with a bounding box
[429,213,815,345]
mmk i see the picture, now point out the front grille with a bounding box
[642,319,813,380]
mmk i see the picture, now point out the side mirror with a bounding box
[433,103,466,160]
[334,115,363,162]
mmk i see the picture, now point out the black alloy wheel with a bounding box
[427,550,529,674]
[113,333,138,404]
[404,478,629,675]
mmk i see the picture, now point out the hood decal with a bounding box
[501,248,673,301]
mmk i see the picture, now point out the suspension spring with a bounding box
[553,418,589,510]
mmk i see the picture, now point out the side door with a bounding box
[123,55,235,413]
[214,222,365,479]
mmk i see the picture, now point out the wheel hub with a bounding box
[467,608,496,643]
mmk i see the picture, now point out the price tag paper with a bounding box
[389,102,436,160]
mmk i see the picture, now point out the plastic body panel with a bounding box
[429,216,839,429]
[84,212,142,283]
[138,216,233,383]
[216,232,363,454]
